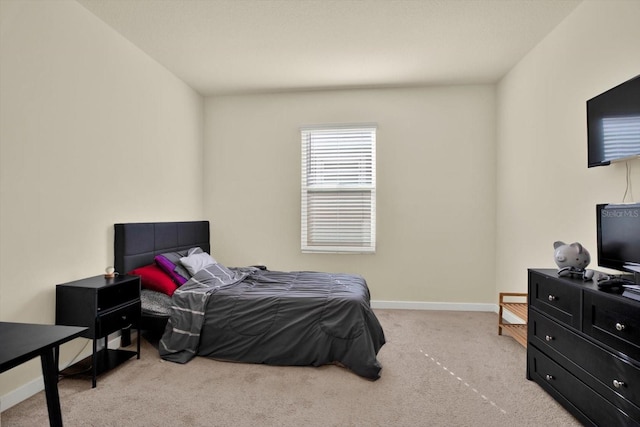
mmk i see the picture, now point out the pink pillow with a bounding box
[130,264,179,296]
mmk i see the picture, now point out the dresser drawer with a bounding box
[583,290,640,361]
[530,310,640,411]
[96,300,141,337]
[528,346,635,427]
[529,270,581,329]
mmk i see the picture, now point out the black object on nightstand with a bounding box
[55,274,141,388]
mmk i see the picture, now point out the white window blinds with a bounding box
[301,125,376,253]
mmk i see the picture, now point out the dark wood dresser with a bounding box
[527,269,640,426]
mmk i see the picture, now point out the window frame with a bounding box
[300,124,377,254]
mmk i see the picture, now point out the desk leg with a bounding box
[54,346,60,383]
[41,349,64,427]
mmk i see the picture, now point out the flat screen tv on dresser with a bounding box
[597,203,640,283]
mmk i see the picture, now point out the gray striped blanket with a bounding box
[158,265,385,379]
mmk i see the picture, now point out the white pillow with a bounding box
[180,252,217,276]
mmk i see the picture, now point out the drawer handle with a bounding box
[613,379,625,389]
[545,335,554,342]
[615,323,625,331]
[548,295,557,302]
[545,374,554,381]
[121,315,127,321]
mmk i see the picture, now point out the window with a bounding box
[301,124,376,253]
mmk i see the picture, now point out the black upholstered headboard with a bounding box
[114,221,210,274]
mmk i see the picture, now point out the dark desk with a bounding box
[0,322,87,427]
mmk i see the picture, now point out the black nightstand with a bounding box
[55,274,141,387]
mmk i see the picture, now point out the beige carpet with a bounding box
[1,310,580,427]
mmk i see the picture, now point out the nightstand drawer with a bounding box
[529,270,581,328]
[96,300,140,337]
[584,290,640,361]
[98,280,140,312]
[530,310,640,410]
[528,346,633,427]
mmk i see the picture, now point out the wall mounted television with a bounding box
[587,74,640,168]
[596,203,640,283]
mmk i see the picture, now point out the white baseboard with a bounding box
[0,375,44,413]
[501,309,526,324]
[371,300,497,312]
[371,300,525,324]
[0,335,123,413]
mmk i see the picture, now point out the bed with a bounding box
[114,221,386,380]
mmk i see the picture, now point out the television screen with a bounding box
[597,203,640,275]
[587,75,640,168]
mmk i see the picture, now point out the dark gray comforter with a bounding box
[159,266,385,379]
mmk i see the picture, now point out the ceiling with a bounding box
[76,0,582,96]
